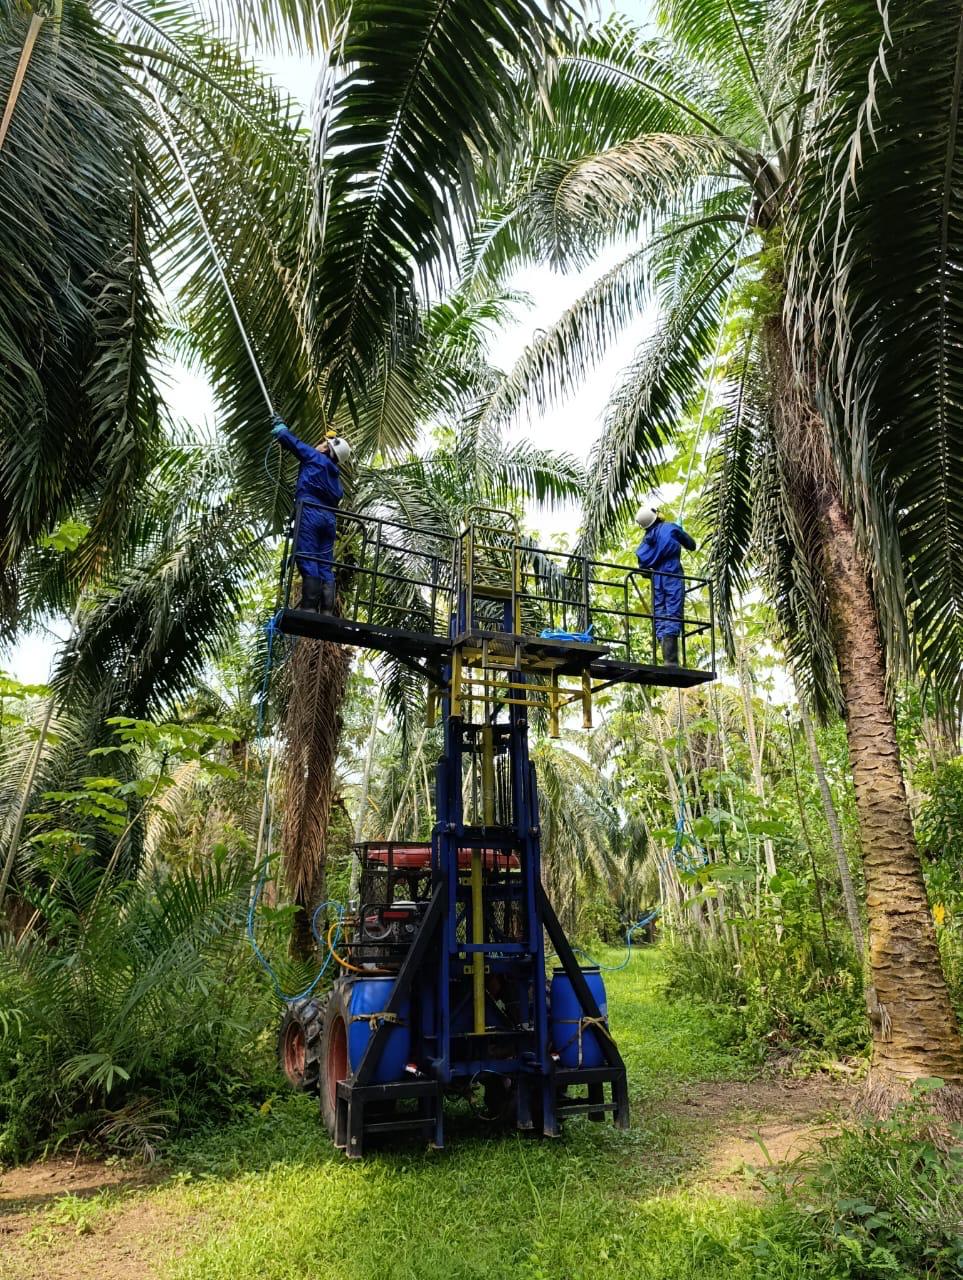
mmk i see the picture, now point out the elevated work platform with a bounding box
[270,506,712,1155]
[275,503,716,694]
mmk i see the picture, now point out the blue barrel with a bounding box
[345,978,411,1084]
[550,968,609,1068]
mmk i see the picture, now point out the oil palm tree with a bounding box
[1,0,580,948]
[5,285,583,952]
[473,3,963,1085]
[0,0,326,598]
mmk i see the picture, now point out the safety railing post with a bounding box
[709,579,716,673]
[281,504,297,610]
[581,555,590,634]
[368,518,383,624]
[466,527,475,632]
[650,573,657,664]
[349,516,366,625]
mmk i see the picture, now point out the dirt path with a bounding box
[0,1074,854,1280]
[0,1158,194,1280]
[665,1075,853,1194]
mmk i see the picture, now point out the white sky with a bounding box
[8,1,660,684]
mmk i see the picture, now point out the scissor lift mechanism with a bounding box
[277,506,715,1155]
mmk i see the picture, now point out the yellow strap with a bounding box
[349,1011,402,1031]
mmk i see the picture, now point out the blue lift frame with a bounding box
[277,505,715,1155]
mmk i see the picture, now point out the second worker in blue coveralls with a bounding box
[271,415,352,614]
[635,506,697,666]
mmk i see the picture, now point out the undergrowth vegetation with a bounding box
[0,857,277,1162]
[759,1092,963,1278]
[661,931,868,1069]
[7,951,961,1280]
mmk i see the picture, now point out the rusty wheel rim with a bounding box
[282,1022,307,1083]
[326,1015,348,1109]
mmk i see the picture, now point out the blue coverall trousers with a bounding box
[295,504,337,584]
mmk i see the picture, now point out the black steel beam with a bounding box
[538,884,625,1076]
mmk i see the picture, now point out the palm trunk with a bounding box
[798,699,865,957]
[820,494,963,1083]
[281,637,352,961]
[766,313,963,1082]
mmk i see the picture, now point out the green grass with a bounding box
[148,950,824,1280]
[17,948,926,1280]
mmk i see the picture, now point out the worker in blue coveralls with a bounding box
[635,505,697,666]
[271,414,352,614]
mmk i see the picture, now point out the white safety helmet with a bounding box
[326,434,352,467]
[635,505,658,529]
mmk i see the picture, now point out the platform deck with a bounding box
[278,609,714,688]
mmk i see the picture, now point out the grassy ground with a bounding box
[0,949,855,1280]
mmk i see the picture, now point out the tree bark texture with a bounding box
[820,495,963,1083]
[281,636,352,961]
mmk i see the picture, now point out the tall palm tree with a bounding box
[472,4,963,1085]
[0,0,326,596]
[1,0,580,948]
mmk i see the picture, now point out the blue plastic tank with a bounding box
[345,978,411,1084]
[550,968,609,1068]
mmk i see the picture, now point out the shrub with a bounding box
[662,930,868,1065]
[756,1090,963,1277]
[0,854,277,1162]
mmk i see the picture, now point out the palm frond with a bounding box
[511,133,729,269]
[754,428,842,721]
[0,0,161,570]
[787,0,963,707]
[307,0,572,421]
[581,215,751,548]
[703,331,767,652]
[655,0,779,136]
[52,497,269,717]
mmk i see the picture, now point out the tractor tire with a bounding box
[320,984,352,1138]
[277,996,325,1092]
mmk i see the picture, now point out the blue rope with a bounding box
[246,870,344,1004]
[552,908,661,973]
[254,609,285,739]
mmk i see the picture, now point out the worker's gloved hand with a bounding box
[270,413,287,437]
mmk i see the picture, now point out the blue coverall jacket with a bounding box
[275,427,343,584]
[635,519,697,639]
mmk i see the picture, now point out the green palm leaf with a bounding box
[307,0,573,421]
[788,0,963,706]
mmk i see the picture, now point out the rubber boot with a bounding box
[299,575,323,611]
[319,580,337,615]
[661,634,680,666]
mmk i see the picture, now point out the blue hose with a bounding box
[553,908,661,973]
[254,610,285,739]
[246,868,344,1004]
